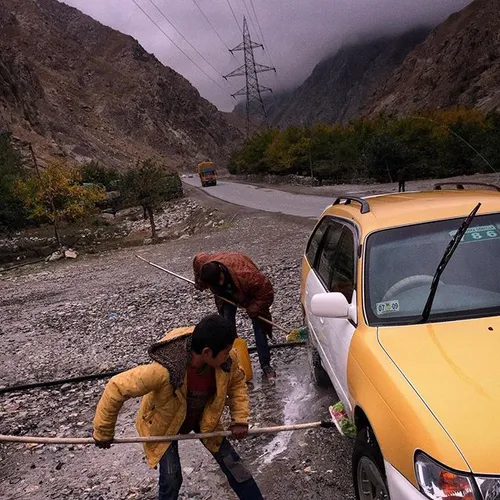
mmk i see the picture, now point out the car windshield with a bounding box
[364,213,500,326]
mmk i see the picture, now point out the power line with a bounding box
[191,0,232,52]
[147,0,225,79]
[248,0,279,78]
[248,0,267,52]
[225,0,242,33]
[130,0,226,91]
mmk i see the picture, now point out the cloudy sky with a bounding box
[60,0,472,111]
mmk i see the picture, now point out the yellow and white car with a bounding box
[301,183,500,500]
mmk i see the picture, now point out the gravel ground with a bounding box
[0,189,354,500]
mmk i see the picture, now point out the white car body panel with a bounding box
[305,269,356,414]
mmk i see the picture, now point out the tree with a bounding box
[120,159,182,239]
[0,134,30,234]
[229,128,278,174]
[16,162,105,247]
[80,161,120,190]
[362,133,410,182]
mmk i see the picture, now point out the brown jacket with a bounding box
[193,252,274,316]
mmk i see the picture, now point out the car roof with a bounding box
[321,189,500,236]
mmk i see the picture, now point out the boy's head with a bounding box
[191,313,237,367]
[200,262,225,287]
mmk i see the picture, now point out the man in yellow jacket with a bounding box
[93,314,264,500]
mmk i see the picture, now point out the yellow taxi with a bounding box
[300,182,500,500]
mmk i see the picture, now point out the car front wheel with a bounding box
[353,427,390,500]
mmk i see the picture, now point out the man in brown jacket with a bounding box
[93,314,263,500]
[193,252,276,379]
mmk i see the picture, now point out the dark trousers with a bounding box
[398,180,405,192]
[220,302,271,369]
[158,438,263,500]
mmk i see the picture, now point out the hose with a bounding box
[0,341,306,395]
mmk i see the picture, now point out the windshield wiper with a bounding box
[419,202,481,324]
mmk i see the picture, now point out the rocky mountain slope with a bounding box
[0,0,242,169]
[254,28,430,127]
[364,0,500,116]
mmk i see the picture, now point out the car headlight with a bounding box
[415,452,475,499]
[476,477,500,500]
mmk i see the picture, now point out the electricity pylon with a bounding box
[224,17,276,136]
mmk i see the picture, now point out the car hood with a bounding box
[378,317,500,474]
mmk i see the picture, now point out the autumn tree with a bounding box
[120,159,182,239]
[16,162,105,247]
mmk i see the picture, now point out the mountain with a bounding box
[364,0,500,116]
[257,28,430,127]
[0,0,242,169]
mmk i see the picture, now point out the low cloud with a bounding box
[60,0,472,111]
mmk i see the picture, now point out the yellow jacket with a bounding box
[93,327,249,468]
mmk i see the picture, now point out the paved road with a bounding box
[183,177,333,218]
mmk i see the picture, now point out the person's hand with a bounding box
[229,424,248,440]
[94,438,113,449]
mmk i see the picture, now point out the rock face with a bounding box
[251,28,430,127]
[0,0,242,168]
[364,0,500,116]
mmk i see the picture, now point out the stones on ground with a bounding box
[0,202,332,499]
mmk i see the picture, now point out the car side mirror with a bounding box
[311,292,356,322]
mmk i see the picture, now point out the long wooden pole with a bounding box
[135,255,289,334]
[0,421,332,445]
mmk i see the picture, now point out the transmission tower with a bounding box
[224,17,276,136]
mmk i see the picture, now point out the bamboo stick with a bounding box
[0,421,332,445]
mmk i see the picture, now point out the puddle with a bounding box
[256,375,313,471]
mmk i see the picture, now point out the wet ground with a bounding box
[0,190,354,499]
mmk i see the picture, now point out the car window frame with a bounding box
[305,217,331,268]
[307,215,359,304]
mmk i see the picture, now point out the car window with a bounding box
[315,221,343,289]
[330,228,355,302]
[365,213,500,325]
[306,218,329,266]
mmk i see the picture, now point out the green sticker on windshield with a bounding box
[376,300,400,315]
[449,224,500,243]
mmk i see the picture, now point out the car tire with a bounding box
[307,337,331,387]
[353,427,390,500]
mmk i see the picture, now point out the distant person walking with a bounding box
[397,167,407,193]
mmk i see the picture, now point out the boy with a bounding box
[93,314,263,500]
[193,252,276,379]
